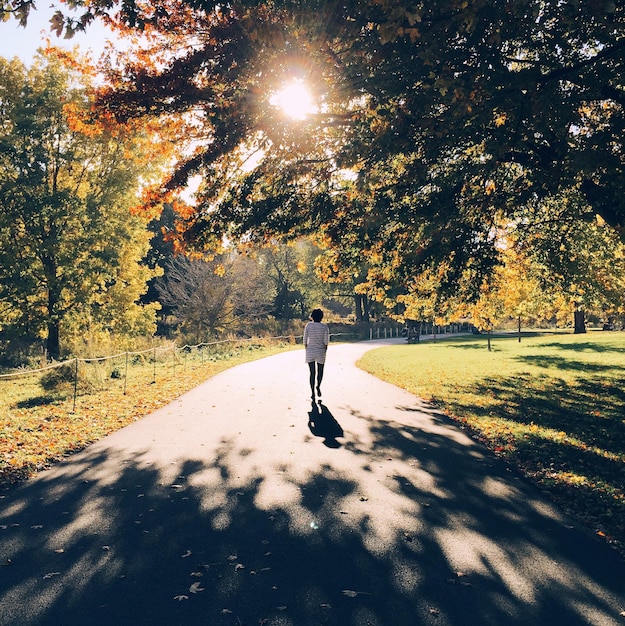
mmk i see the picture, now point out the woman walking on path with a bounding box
[304,308,329,400]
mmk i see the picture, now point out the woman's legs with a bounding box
[308,362,316,398]
[308,361,325,398]
[316,363,324,396]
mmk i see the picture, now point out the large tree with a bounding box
[13,0,624,308]
[0,53,169,359]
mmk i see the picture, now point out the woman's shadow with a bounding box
[308,402,344,448]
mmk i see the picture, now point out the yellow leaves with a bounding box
[494,112,507,127]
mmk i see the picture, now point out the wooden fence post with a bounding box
[72,358,78,413]
[124,351,129,395]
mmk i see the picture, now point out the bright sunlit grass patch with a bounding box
[358,331,625,555]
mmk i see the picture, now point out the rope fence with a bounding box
[1,324,467,412]
[0,332,362,413]
[0,323,469,382]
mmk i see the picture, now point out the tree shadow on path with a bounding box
[0,397,624,626]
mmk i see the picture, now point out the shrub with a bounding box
[40,363,96,394]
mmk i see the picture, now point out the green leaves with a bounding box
[0,55,164,357]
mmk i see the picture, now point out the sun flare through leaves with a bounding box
[269,79,316,120]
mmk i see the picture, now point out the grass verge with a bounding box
[1,340,296,486]
[358,331,625,557]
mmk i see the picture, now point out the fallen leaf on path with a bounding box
[43,572,61,579]
[189,582,204,594]
[181,550,192,558]
[173,595,188,601]
[446,571,472,586]
[342,589,371,597]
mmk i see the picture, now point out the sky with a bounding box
[0,4,115,64]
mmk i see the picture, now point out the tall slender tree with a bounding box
[0,53,170,359]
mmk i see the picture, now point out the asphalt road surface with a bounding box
[1,339,624,626]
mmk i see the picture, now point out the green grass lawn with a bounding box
[358,331,625,556]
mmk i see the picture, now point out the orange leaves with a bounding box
[44,45,100,81]
[397,27,420,43]
[172,199,196,220]
[64,102,105,137]
[130,186,174,218]
[485,180,496,195]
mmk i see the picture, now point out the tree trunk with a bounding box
[46,318,61,361]
[354,294,363,321]
[518,316,522,342]
[574,309,587,334]
[43,254,62,361]
[354,294,370,323]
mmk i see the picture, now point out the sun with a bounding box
[269,79,316,120]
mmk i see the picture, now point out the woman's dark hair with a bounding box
[310,308,324,322]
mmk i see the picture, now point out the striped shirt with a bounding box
[304,322,329,364]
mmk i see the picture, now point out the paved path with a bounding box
[1,340,624,626]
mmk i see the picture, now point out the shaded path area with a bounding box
[1,340,624,625]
